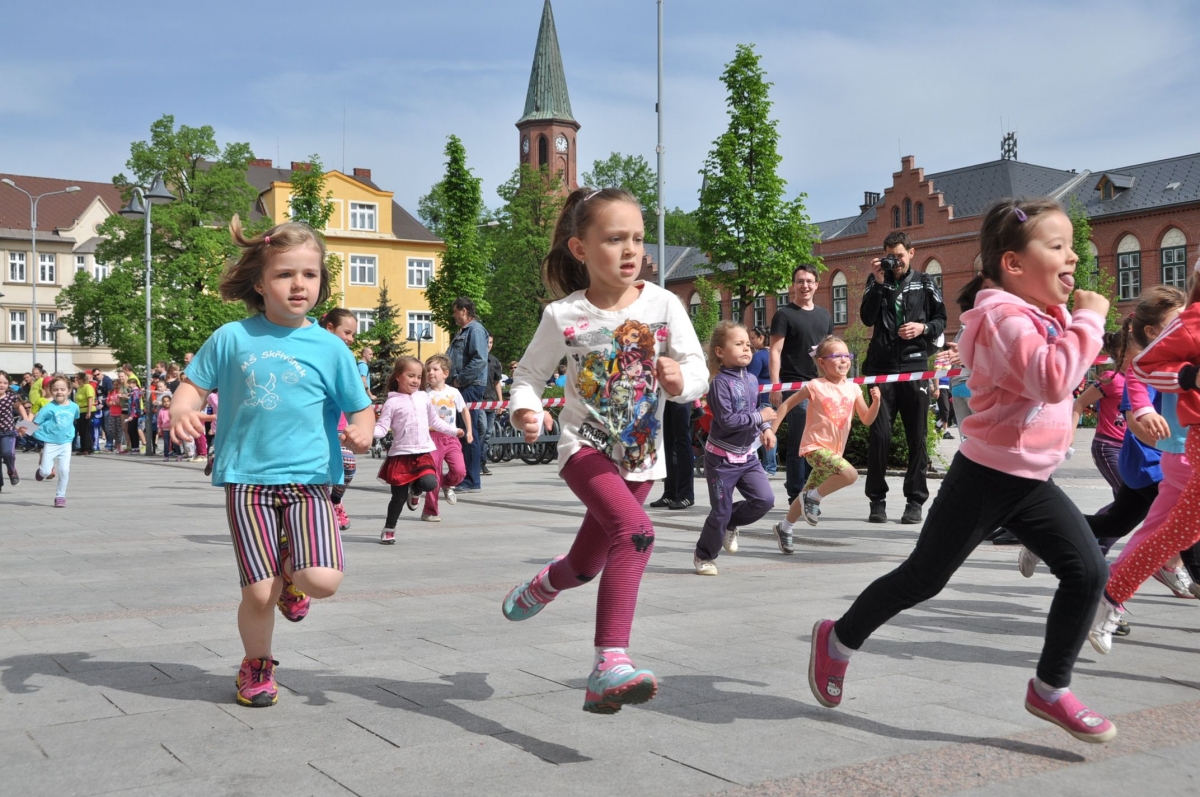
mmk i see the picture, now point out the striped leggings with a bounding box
[224,483,343,587]
[330,448,357,505]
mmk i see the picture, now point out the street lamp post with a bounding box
[0,179,81,368]
[407,329,433,361]
[119,175,177,404]
[47,320,67,373]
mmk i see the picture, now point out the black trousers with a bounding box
[865,381,930,505]
[836,453,1108,688]
[1087,482,1158,552]
[385,475,438,528]
[74,417,93,454]
[660,400,694,503]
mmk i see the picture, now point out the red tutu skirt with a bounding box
[378,452,436,486]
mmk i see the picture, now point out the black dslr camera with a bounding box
[878,254,902,276]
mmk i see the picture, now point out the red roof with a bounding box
[0,173,123,234]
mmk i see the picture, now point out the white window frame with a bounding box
[38,253,56,284]
[1117,252,1141,301]
[407,257,434,289]
[1162,245,1187,289]
[93,260,109,281]
[39,311,57,344]
[753,295,766,329]
[407,311,433,342]
[353,310,375,334]
[9,252,26,283]
[730,296,741,323]
[9,310,26,343]
[832,272,848,326]
[689,292,701,319]
[349,202,377,232]
[776,291,790,309]
[348,254,377,286]
[75,254,87,274]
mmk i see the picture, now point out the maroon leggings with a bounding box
[548,447,655,648]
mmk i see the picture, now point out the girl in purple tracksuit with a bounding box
[693,322,777,575]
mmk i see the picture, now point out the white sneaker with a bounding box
[1018,546,1040,579]
[723,527,739,554]
[1152,566,1196,599]
[1088,597,1123,655]
[444,486,457,505]
[421,513,441,522]
[693,553,718,576]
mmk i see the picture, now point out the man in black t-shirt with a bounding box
[770,263,835,504]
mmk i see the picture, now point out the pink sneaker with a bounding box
[235,657,279,707]
[332,503,350,530]
[809,619,849,708]
[583,652,658,714]
[1024,680,1116,743]
[54,497,66,508]
[275,547,310,623]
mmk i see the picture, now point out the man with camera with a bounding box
[860,231,946,525]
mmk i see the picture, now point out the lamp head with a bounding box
[64,186,81,193]
[145,174,176,205]
[1,179,14,188]
[119,193,146,219]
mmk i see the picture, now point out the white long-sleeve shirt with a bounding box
[509,282,708,481]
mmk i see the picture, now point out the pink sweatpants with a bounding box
[548,447,655,648]
[1112,451,1190,570]
[423,431,465,516]
[1108,428,1200,604]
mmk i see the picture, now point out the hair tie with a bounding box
[1012,207,1028,223]
[263,235,271,245]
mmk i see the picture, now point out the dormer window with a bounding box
[1096,173,1134,201]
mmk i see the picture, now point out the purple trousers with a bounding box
[696,451,775,560]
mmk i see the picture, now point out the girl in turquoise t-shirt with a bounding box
[169,214,374,709]
[32,375,80,507]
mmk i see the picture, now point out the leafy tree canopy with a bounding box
[358,281,408,390]
[1067,197,1120,331]
[583,152,657,240]
[286,154,343,320]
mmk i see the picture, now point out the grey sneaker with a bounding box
[900,502,922,524]
[1088,597,1123,655]
[772,522,794,555]
[722,526,739,554]
[802,495,821,526]
[693,553,718,576]
[1018,546,1040,578]
[444,486,457,505]
[867,501,886,523]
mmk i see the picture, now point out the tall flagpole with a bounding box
[656,0,666,288]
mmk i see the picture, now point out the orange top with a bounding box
[798,378,860,457]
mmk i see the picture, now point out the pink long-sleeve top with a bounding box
[373,390,457,456]
[958,289,1104,480]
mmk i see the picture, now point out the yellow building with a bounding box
[248,160,447,356]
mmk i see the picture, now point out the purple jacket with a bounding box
[706,367,769,457]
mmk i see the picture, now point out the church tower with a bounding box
[516,0,579,191]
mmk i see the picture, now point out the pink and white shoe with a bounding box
[1024,680,1116,743]
[1152,567,1196,599]
[583,652,658,714]
[809,619,849,708]
[332,503,350,530]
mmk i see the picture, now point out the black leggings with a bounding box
[0,433,14,478]
[835,452,1108,688]
[1087,482,1158,552]
[384,475,438,528]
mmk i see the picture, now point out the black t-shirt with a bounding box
[770,303,834,382]
[487,354,502,387]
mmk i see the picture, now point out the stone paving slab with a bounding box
[2,433,1200,795]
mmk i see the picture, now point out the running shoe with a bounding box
[332,503,351,531]
[54,497,65,508]
[1152,566,1196,599]
[802,495,821,526]
[1018,546,1040,579]
[583,652,658,714]
[1114,618,1131,637]
[35,469,46,482]
[235,657,279,707]
[722,526,739,554]
[1023,680,1116,743]
[772,522,794,555]
[444,486,457,505]
[1088,596,1124,655]
[808,619,849,708]
[693,553,718,576]
[380,528,396,545]
[502,555,565,621]
[7,468,17,486]
[407,484,420,510]
[421,513,441,522]
[204,456,214,477]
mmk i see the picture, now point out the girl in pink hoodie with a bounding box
[809,197,1117,744]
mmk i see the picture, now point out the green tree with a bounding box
[1067,197,1120,331]
[424,135,491,333]
[417,181,450,239]
[583,152,656,240]
[482,165,565,366]
[57,114,259,367]
[690,275,721,343]
[286,154,343,319]
[664,207,702,247]
[359,281,408,388]
[697,44,820,325]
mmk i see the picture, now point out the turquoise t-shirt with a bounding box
[1156,393,1187,455]
[33,401,80,444]
[187,315,372,486]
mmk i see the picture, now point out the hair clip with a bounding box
[583,190,601,202]
[809,344,820,357]
[1012,207,1028,223]
[263,235,271,245]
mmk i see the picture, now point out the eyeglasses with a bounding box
[821,353,853,361]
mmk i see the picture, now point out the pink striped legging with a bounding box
[1108,427,1200,604]
[548,446,655,648]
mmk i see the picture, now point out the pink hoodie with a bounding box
[958,289,1104,480]
[374,390,457,456]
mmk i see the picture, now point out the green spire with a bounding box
[518,0,575,124]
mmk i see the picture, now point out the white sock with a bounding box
[828,628,854,661]
[780,519,795,534]
[1032,677,1068,704]
[595,647,629,669]
[806,488,822,503]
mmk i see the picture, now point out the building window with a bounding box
[39,311,57,344]
[349,202,377,232]
[9,310,26,343]
[75,255,87,274]
[689,292,701,319]
[407,258,433,289]
[8,252,25,282]
[892,207,901,228]
[753,295,766,328]
[904,199,912,227]
[776,290,789,309]
[349,255,377,285]
[925,259,943,293]
[831,272,848,325]
[916,202,924,225]
[408,312,433,342]
[1162,246,1187,288]
[94,261,109,281]
[1117,252,1141,301]
[354,310,375,334]
[38,254,55,284]
[731,297,742,323]
[538,135,549,168]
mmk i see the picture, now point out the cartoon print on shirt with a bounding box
[567,319,664,472]
[244,371,280,410]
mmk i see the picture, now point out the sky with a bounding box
[4,1,1199,225]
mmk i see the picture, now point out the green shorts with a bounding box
[804,448,852,492]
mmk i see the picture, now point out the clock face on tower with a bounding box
[522,136,530,155]
[555,134,569,153]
